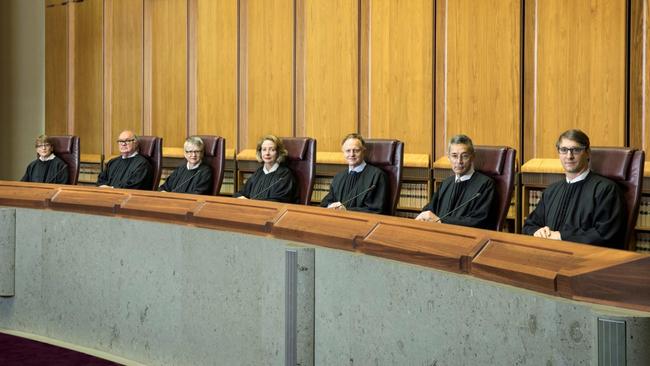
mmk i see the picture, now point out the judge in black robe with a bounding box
[421,171,496,229]
[22,135,69,184]
[160,136,213,195]
[320,133,389,214]
[97,130,154,190]
[233,135,297,203]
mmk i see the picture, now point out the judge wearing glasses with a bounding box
[21,135,69,184]
[97,130,153,190]
[415,134,496,229]
[159,136,212,195]
[522,129,626,248]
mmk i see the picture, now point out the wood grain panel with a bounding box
[436,0,520,160]
[45,1,68,135]
[105,0,144,156]
[241,0,294,149]
[630,0,649,151]
[367,0,433,156]
[190,0,238,150]
[299,0,358,152]
[146,0,187,148]
[71,0,103,155]
[524,0,627,160]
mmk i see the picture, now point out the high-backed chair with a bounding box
[589,147,645,251]
[48,135,80,185]
[282,137,316,205]
[196,135,226,195]
[364,139,404,215]
[137,136,163,191]
[472,146,517,231]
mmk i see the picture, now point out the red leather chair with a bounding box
[589,147,645,251]
[48,135,80,185]
[282,137,316,205]
[137,136,163,191]
[473,146,517,231]
[364,139,404,215]
[195,135,226,196]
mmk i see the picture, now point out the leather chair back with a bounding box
[590,147,645,250]
[47,135,80,185]
[137,136,163,191]
[282,137,316,205]
[364,139,404,215]
[473,146,517,231]
[195,135,226,195]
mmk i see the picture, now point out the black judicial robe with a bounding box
[21,156,69,184]
[233,165,297,203]
[97,154,153,190]
[159,163,212,195]
[320,164,389,214]
[422,172,496,229]
[522,172,626,249]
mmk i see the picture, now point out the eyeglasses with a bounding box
[35,144,51,148]
[117,139,136,145]
[185,150,202,155]
[558,146,586,155]
[449,153,472,161]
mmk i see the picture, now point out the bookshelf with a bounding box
[636,162,650,253]
[78,154,102,186]
[160,147,237,195]
[433,157,519,232]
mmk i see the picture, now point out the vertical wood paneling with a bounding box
[241,0,294,149]
[45,1,68,136]
[146,0,187,148]
[72,0,103,155]
[191,0,238,150]
[524,0,627,160]
[105,0,143,156]
[630,0,649,151]
[366,0,433,155]
[300,0,358,152]
[436,0,520,159]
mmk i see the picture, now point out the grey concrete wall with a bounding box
[0,208,16,296]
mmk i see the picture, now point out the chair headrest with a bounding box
[50,136,75,154]
[590,148,634,181]
[473,146,507,175]
[365,140,398,166]
[282,138,309,160]
[196,136,221,157]
[138,137,158,157]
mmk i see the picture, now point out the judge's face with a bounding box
[260,140,278,165]
[184,143,203,166]
[36,142,53,158]
[342,138,365,168]
[448,143,474,176]
[117,131,138,156]
[558,137,590,178]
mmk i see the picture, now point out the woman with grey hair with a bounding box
[159,136,212,195]
[21,134,69,184]
[233,134,297,202]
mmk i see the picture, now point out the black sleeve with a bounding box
[190,166,213,195]
[20,161,34,182]
[320,174,341,207]
[118,158,153,189]
[522,188,550,236]
[233,169,258,198]
[50,159,69,184]
[96,160,111,186]
[348,170,389,214]
[266,168,296,203]
[159,166,181,192]
[440,178,496,229]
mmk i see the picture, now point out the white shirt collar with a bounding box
[121,151,139,159]
[263,162,280,174]
[39,154,56,162]
[187,160,202,170]
[566,169,590,184]
[455,167,475,182]
[348,161,367,173]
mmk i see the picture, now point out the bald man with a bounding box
[97,130,153,190]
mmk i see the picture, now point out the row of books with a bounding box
[310,177,334,203]
[636,196,650,229]
[78,163,101,185]
[397,182,429,210]
[635,232,650,253]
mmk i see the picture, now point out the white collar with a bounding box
[348,161,367,173]
[121,151,139,159]
[187,160,202,170]
[455,167,475,182]
[263,162,280,174]
[39,154,56,162]
[566,169,590,184]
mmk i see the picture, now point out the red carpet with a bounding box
[0,333,123,366]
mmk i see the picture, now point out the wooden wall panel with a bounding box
[190,0,238,150]
[240,0,294,150]
[630,0,650,151]
[436,0,520,160]
[145,0,187,148]
[45,1,68,136]
[105,0,144,156]
[71,0,103,155]
[298,0,358,152]
[524,0,627,160]
[366,0,434,156]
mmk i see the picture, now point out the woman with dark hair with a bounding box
[21,135,69,184]
[233,135,297,202]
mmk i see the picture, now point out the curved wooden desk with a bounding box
[0,180,648,312]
